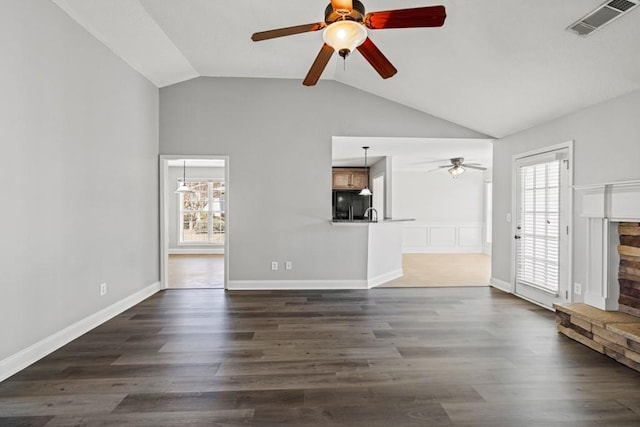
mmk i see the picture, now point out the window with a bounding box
[179,181,225,244]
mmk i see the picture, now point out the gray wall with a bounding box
[492,89,640,296]
[160,77,486,282]
[0,1,159,361]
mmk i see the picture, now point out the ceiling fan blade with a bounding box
[464,165,487,171]
[331,0,353,13]
[251,22,325,42]
[411,158,453,165]
[303,44,334,86]
[356,37,397,79]
[364,5,446,30]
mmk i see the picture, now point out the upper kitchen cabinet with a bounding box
[332,168,368,190]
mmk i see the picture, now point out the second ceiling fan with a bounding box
[251,0,447,86]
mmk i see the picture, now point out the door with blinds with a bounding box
[514,148,570,308]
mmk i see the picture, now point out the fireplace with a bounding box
[577,180,640,311]
[553,181,640,372]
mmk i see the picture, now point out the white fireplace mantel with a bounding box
[576,180,640,311]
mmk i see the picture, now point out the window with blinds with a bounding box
[516,160,560,293]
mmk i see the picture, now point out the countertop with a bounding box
[330,218,415,226]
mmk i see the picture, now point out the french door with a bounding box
[514,147,571,308]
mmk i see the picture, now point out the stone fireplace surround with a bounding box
[555,180,640,371]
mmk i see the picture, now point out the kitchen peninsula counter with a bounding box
[328,218,411,287]
[330,218,415,226]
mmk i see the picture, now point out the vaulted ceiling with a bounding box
[52,0,640,138]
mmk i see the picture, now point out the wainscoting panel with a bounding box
[459,226,483,247]
[430,227,457,246]
[401,227,427,247]
[402,223,484,253]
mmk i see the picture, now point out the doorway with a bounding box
[160,156,229,290]
[512,143,572,308]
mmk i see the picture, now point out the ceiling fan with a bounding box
[251,1,447,86]
[429,158,487,177]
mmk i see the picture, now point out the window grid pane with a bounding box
[179,180,225,244]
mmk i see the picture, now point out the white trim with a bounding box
[0,281,160,383]
[368,269,403,288]
[169,247,224,255]
[510,140,574,307]
[403,246,484,254]
[160,155,230,290]
[573,179,640,190]
[513,291,555,311]
[227,280,369,290]
[576,180,640,310]
[490,277,513,293]
[401,222,483,254]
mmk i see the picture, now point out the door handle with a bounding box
[514,235,521,239]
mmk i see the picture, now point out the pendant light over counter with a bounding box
[359,146,372,196]
[175,160,195,194]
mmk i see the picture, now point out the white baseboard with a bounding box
[0,281,161,383]
[169,247,224,255]
[490,277,512,293]
[403,246,484,254]
[368,269,403,288]
[227,280,369,290]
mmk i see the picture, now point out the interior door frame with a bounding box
[159,155,230,290]
[510,141,573,308]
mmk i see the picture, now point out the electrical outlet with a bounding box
[99,282,107,296]
[271,261,278,271]
[574,282,582,295]
[285,261,292,271]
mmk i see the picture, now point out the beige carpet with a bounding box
[380,253,491,288]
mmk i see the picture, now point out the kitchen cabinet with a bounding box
[332,168,368,190]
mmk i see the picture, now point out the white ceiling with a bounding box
[332,136,492,171]
[52,0,640,138]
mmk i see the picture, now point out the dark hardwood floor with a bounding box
[2,287,640,426]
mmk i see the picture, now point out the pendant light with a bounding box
[359,146,372,196]
[175,160,195,194]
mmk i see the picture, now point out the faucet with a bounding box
[364,207,378,222]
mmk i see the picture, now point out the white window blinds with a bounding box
[517,159,560,293]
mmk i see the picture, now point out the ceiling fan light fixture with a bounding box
[323,20,367,57]
[448,165,465,177]
[331,0,354,14]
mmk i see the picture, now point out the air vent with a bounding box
[566,0,639,37]
[608,0,636,12]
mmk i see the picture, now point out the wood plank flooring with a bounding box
[2,287,640,426]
